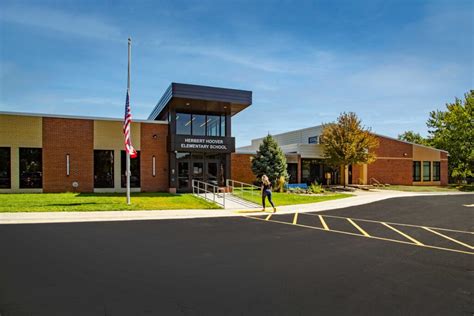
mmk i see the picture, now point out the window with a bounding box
[19,148,42,188]
[308,136,318,144]
[206,115,220,136]
[94,150,114,188]
[192,114,206,136]
[221,115,226,137]
[0,147,11,188]
[433,161,440,181]
[176,113,227,136]
[413,161,421,182]
[121,151,140,188]
[423,161,431,181]
[176,113,192,135]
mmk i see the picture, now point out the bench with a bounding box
[285,183,308,190]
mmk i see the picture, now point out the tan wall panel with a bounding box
[412,145,441,162]
[0,115,42,191]
[94,121,141,150]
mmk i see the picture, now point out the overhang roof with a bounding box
[148,82,252,120]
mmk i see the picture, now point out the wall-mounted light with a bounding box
[152,155,156,177]
[66,154,70,176]
[403,153,408,157]
[152,134,158,139]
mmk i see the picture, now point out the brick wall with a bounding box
[440,152,449,185]
[367,159,413,185]
[231,153,255,184]
[43,118,94,192]
[373,135,413,158]
[140,123,169,192]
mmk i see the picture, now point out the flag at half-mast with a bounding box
[123,89,137,158]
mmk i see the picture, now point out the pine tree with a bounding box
[251,135,289,185]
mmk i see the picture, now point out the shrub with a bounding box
[309,182,325,194]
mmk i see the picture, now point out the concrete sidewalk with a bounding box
[0,190,470,224]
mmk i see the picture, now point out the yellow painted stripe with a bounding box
[302,213,473,235]
[293,213,299,225]
[245,216,474,256]
[347,218,370,237]
[265,214,272,221]
[423,227,474,250]
[382,222,424,246]
[319,215,329,230]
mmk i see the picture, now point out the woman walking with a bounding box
[261,175,276,213]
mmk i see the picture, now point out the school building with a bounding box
[0,82,448,194]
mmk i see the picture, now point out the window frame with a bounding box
[94,150,115,188]
[121,150,141,188]
[413,161,421,182]
[0,147,11,189]
[19,147,43,189]
[432,161,441,181]
[423,161,431,182]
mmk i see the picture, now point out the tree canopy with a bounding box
[321,112,379,169]
[427,90,474,181]
[251,134,289,185]
[397,131,429,146]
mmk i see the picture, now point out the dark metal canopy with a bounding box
[148,83,252,120]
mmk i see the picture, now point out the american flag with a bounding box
[123,89,137,158]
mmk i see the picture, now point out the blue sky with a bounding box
[0,0,472,146]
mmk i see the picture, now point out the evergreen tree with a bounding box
[251,135,289,185]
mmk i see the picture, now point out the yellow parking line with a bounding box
[319,215,329,230]
[293,213,298,225]
[302,213,473,235]
[347,218,370,237]
[245,216,474,255]
[423,227,474,250]
[382,222,424,246]
[265,214,272,221]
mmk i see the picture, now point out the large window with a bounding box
[0,147,11,188]
[121,151,140,188]
[176,113,226,136]
[413,161,421,182]
[176,113,192,135]
[433,161,440,181]
[19,148,42,188]
[94,150,114,188]
[423,161,431,181]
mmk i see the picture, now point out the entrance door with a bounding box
[177,161,189,190]
[206,161,219,186]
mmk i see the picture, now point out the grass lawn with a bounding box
[0,192,221,212]
[235,191,353,206]
[377,185,474,192]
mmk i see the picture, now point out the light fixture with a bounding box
[185,102,190,106]
[152,156,156,177]
[152,134,157,139]
[66,154,70,176]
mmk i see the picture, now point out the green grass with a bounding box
[235,191,353,206]
[0,192,221,212]
[377,185,473,192]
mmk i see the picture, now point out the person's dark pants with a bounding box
[262,190,275,208]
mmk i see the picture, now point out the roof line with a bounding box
[0,111,168,124]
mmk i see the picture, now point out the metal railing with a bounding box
[226,179,260,198]
[192,179,226,208]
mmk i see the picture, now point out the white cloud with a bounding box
[1,6,122,41]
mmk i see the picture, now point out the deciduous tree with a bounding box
[398,131,430,146]
[321,112,379,186]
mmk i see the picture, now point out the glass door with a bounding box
[206,161,219,186]
[177,161,189,190]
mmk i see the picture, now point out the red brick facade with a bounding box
[440,152,449,185]
[43,117,94,193]
[140,123,169,192]
[367,159,413,185]
[231,153,255,184]
[373,135,413,158]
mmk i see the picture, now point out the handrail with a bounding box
[226,179,260,198]
[192,179,225,208]
[369,177,382,186]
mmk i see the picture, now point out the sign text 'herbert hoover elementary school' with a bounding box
[180,138,228,150]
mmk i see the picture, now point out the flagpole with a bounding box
[126,37,131,205]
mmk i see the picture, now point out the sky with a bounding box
[0,0,472,147]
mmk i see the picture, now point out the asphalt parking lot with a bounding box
[0,194,473,315]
